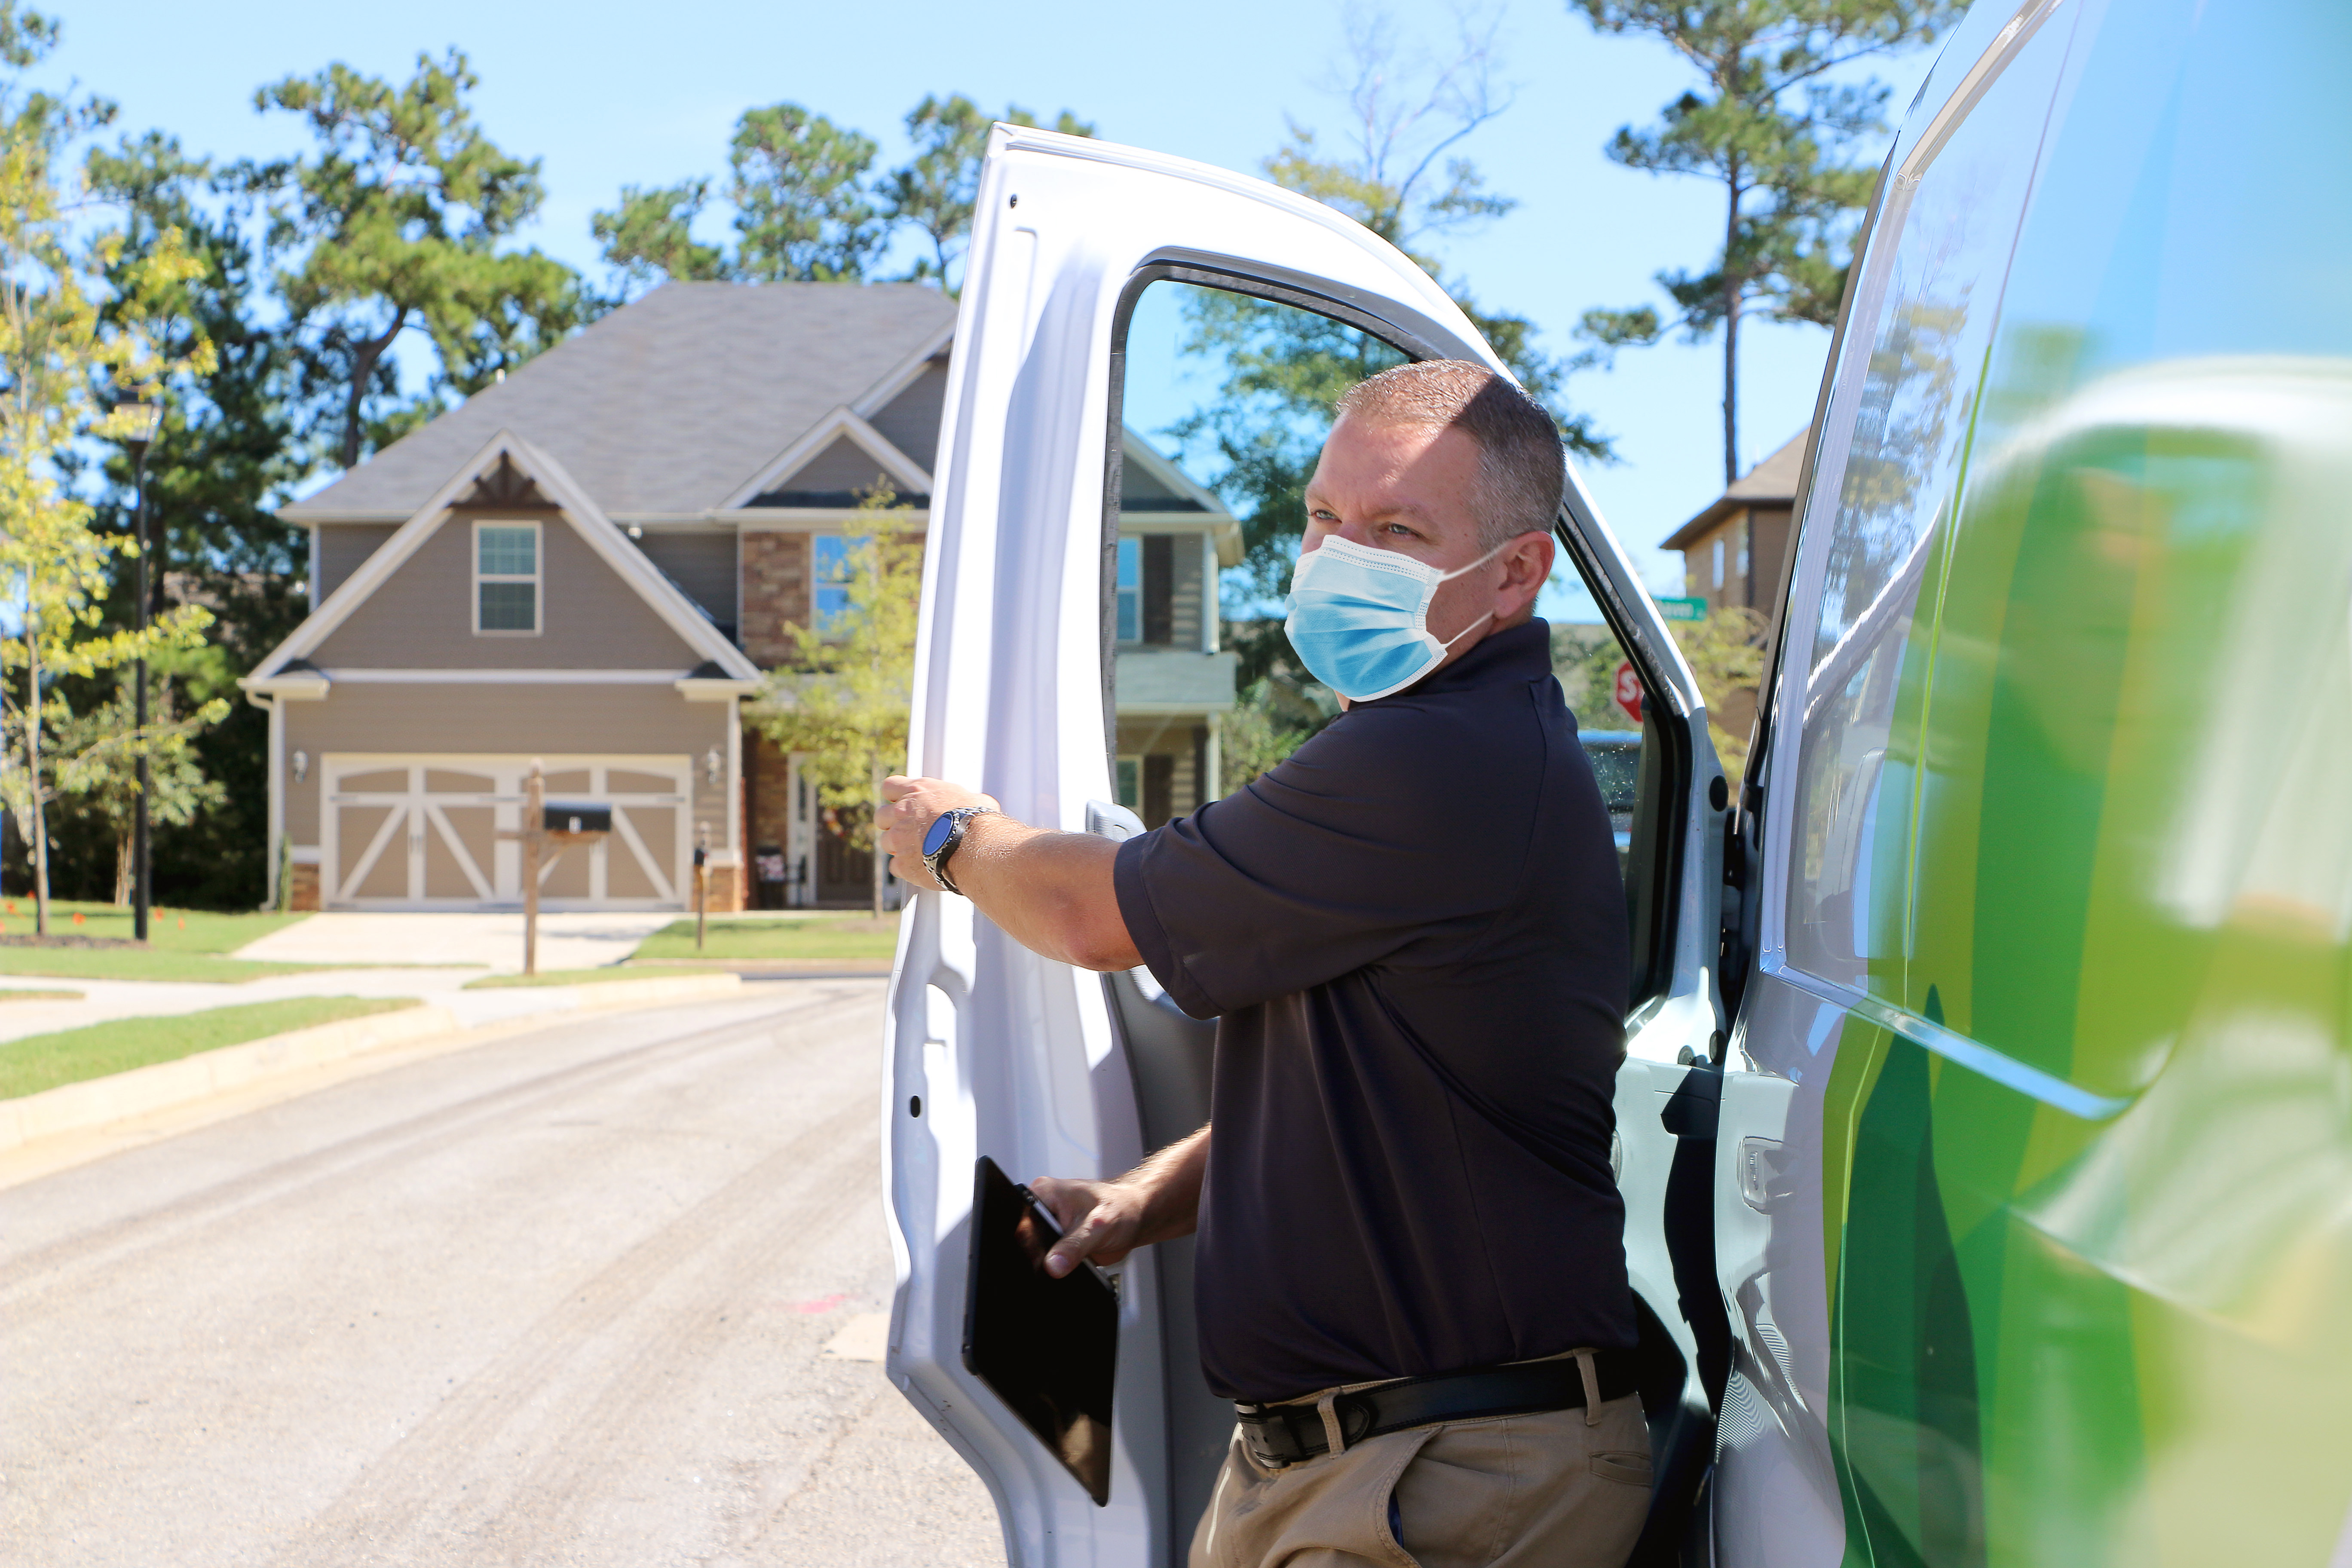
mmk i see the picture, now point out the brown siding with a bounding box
[316,524,400,600]
[1169,534,1204,649]
[636,530,738,629]
[867,361,948,475]
[740,531,810,665]
[311,512,701,669]
[281,684,733,845]
[783,437,898,497]
[1747,506,1793,614]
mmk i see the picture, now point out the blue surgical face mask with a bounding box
[1284,534,1513,703]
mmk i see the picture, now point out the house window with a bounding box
[1712,536,1725,589]
[1115,534,1176,644]
[1117,537,1141,642]
[1116,755,1141,810]
[475,522,539,633]
[813,534,864,632]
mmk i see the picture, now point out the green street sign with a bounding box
[1656,595,1707,622]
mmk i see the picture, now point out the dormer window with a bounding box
[475,521,540,634]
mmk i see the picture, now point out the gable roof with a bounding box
[284,282,958,522]
[244,429,762,687]
[1661,429,1811,550]
[722,405,935,510]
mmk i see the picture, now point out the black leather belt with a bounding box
[1235,1349,1641,1469]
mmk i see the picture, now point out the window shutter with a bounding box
[1143,754,1175,827]
[1142,535,1174,644]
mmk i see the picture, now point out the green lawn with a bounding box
[0,902,322,985]
[463,965,726,990]
[0,995,421,1100]
[630,915,898,964]
[0,900,309,952]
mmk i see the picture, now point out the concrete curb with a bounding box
[0,972,745,1158]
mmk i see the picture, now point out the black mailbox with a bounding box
[544,801,612,835]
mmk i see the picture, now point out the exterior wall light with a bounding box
[292,749,309,784]
[705,747,723,785]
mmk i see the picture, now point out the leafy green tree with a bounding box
[592,179,727,294]
[238,49,587,469]
[46,675,227,905]
[880,95,1093,292]
[0,69,216,930]
[1218,677,1324,795]
[1672,604,1768,775]
[750,488,922,917]
[1570,0,1960,482]
[594,94,1095,297]
[729,104,888,283]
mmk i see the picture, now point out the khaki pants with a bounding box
[1188,1377,1652,1568]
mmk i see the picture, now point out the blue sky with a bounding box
[51,0,1943,618]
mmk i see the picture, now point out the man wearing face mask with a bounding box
[877,360,1644,1568]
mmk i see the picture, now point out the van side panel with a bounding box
[1759,1,2352,1564]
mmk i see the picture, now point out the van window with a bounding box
[1110,274,1681,1005]
[1780,20,2074,992]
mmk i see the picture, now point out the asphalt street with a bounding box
[0,981,1006,1567]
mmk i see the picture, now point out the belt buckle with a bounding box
[1235,1404,1296,1470]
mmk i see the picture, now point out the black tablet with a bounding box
[962,1155,1120,1505]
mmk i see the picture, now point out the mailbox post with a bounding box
[498,760,612,976]
[694,822,709,951]
[524,766,544,975]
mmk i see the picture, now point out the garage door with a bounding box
[321,754,694,910]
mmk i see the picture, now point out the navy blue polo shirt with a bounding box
[1112,618,1637,1404]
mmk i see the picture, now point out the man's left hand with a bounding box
[878,775,1000,891]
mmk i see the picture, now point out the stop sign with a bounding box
[1613,662,1642,725]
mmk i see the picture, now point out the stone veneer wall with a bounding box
[739,531,811,665]
[748,736,793,852]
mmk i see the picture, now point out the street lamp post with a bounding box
[120,403,161,943]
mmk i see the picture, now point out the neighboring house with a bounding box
[1661,429,1806,616]
[240,282,1240,913]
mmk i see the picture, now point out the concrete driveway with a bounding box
[232,911,680,972]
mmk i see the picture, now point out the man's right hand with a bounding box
[1030,1125,1211,1279]
[1031,1175,1154,1278]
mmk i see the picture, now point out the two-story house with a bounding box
[1660,429,1806,615]
[239,282,1240,912]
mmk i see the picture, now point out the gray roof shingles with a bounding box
[286,282,957,521]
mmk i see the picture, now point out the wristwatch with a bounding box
[921,805,995,895]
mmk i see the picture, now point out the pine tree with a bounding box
[236,50,587,470]
[1570,0,1961,482]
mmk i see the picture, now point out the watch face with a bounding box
[922,811,957,858]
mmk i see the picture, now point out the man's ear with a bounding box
[1503,531,1555,599]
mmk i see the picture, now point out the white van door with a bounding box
[884,124,1728,1568]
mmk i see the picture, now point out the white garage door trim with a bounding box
[320,753,694,911]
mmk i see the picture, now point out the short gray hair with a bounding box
[1334,360,1566,549]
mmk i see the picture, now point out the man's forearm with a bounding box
[951,814,1142,972]
[1123,1125,1210,1246]
[1038,1124,1210,1276]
